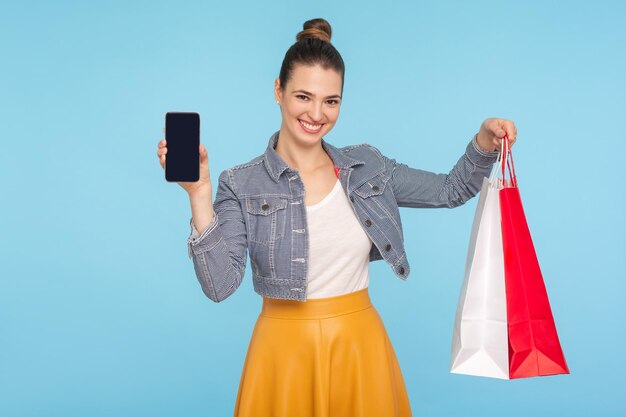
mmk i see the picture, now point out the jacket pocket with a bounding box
[353,174,390,198]
[244,196,289,244]
[353,173,399,225]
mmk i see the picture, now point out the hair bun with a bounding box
[296,18,332,43]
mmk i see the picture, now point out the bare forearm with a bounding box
[475,132,497,153]
[188,187,215,234]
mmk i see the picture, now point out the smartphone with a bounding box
[165,112,200,182]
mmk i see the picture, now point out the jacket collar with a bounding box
[263,130,364,182]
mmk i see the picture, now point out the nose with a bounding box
[307,101,324,123]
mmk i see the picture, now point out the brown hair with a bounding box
[278,18,345,95]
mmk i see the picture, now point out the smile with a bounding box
[298,119,323,133]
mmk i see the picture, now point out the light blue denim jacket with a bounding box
[187,130,499,303]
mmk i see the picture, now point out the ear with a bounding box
[274,78,282,102]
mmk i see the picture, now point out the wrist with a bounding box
[475,132,496,153]
[188,186,212,201]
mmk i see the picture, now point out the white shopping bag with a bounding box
[450,166,509,379]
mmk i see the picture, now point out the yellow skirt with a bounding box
[233,287,413,417]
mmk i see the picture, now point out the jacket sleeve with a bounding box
[377,135,500,208]
[186,168,248,302]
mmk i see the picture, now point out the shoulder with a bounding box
[338,141,380,158]
[337,142,391,172]
[220,154,265,177]
[213,154,265,190]
[229,154,265,171]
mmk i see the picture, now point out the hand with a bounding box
[476,118,518,152]
[156,128,213,196]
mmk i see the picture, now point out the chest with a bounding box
[301,166,341,207]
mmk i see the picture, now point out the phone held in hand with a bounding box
[165,112,200,182]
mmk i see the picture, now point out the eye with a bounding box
[327,99,340,105]
[296,94,309,101]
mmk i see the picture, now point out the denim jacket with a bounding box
[187,130,499,303]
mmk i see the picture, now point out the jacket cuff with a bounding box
[466,134,500,167]
[187,212,220,258]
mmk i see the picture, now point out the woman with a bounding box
[157,18,517,417]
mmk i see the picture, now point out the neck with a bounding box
[275,128,332,174]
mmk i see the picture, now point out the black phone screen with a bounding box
[165,112,200,182]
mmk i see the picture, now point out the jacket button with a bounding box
[397,265,405,275]
[372,185,379,192]
[261,203,269,210]
[385,243,391,251]
[350,195,354,202]
[365,219,372,227]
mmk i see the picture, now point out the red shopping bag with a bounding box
[498,135,570,379]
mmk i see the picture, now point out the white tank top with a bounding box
[305,178,373,299]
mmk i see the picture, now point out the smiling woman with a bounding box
[158,15,517,417]
[230,18,416,417]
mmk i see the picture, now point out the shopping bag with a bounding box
[450,160,509,379]
[498,136,570,379]
[450,134,569,379]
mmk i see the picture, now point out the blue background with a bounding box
[2,1,624,416]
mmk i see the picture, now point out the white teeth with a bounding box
[299,120,322,131]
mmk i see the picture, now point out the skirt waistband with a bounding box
[261,287,373,319]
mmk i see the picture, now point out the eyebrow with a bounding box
[292,89,342,99]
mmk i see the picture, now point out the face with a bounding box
[274,63,342,146]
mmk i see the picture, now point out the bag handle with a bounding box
[500,133,518,187]
[488,133,517,187]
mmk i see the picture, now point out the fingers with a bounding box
[501,119,517,147]
[488,118,517,148]
[502,119,516,138]
[485,119,505,138]
[494,123,506,139]
[157,145,167,157]
[157,137,167,169]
